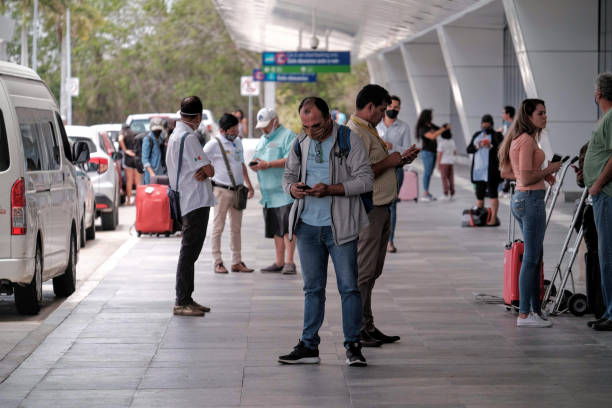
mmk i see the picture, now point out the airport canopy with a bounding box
[212,0,485,61]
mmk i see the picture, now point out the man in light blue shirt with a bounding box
[142,117,166,184]
[250,108,297,274]
[375,95,412,253]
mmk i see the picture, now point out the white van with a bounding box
[0,62,90,315]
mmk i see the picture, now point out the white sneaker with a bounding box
[517,313,552,328]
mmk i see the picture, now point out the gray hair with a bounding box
[596,72,612,101]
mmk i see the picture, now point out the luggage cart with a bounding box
[541,187,590,316]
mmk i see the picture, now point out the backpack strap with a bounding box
[337,125,351,157]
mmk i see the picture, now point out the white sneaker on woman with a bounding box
[517,312,552,328]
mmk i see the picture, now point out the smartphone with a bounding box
[248,160,258,166]
[551,154,562,163]
[297,184,311,190]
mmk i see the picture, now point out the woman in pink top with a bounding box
[498,99,562,328]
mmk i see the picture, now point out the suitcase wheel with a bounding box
[568,293,588,316]
[559,289,573,311]
[137,231,142,237]
[414,198,418,202]
[164,233,170,237]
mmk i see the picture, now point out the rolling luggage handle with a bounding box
[506,182,517,248]
[541,187,589,315]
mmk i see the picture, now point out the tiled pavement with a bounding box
[1,163,612,407]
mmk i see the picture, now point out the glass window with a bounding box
[39,120,60,170]
[0,110,8,172]
[68,136,96,153]
[130,119,149,133]
[55,112,72,161]
[16,108,43,172]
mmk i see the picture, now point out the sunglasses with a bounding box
[314,141,323,163]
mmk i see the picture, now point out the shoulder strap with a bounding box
[337,125,351,157]
[215,137,237,188]
[293,135,306,158]
[175,132,189,190]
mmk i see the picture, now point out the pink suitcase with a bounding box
[398,169,419,202]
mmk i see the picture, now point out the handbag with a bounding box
[168,133,188,222]
[215,137,248,211]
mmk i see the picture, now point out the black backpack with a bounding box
[133,132,152,174]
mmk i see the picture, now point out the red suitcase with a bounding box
[503,239,544,307]
[398,169,419,201]
[135,184,174,236]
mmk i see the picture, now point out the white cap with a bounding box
[255,108,278,129]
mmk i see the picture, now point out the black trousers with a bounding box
[176,206,210,306]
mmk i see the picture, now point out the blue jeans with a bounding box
[592,192,612,319]
[421,150,435,193]
[389,168,404,244]
[295,222,362,349]
[511,190,546,314]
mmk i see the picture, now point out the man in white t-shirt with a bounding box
[166,96,216,317]
[203,113,255,274]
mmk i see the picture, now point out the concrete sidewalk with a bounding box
[1,164,612,407]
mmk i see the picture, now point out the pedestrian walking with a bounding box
[499,98,561,327]
[436,128,456,200]
[584,72,612,330]
[166,96,216,317]
[279,96,373,366]
[376,95,412,253]
[204,113,255,274]
[250,108,298,274]
[142,117,167,184]
[348,85,419,347]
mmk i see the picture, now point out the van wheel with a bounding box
[53,231,76,297]
[86,212,96,240]
[80,216,86,248]
[15,243,42,315]
[101,206,117,231]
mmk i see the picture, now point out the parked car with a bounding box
[65,126,122,231]
[0,61,90,315]
[125,113,180,134]
[74,166,96,247]
[96,129,125,204]
[90,123,122,151]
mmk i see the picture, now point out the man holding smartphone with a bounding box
[348,85,419,347]
[250,108,298,274]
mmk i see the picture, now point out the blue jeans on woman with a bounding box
[592,192,612,319]
[295,222,362,349]
[511,190,546,314]
[389,168,404,244]
[421,150,436,194]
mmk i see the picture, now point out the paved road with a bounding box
[0,206,136,381]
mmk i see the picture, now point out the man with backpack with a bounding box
[279,97,373,367]
[348,85,419,347]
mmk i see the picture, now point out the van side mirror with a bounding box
[111,151,123,161]
[72,141,90,164]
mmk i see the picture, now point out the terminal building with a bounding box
[214,0,609,195]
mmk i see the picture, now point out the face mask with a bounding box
[385,109,399,119]
[224,131,238,141]
[264,120,278,137]
[304,118,333,141]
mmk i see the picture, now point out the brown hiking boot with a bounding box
[173,304,205,316]
[215,262,228,274]
[231,262,254,273]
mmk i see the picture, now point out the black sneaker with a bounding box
[360,330,382,347]
[593,319,612,331]
[278,341,320,364]
[367,327,400,344]
[345,342,367,367]
[587,317,608,328]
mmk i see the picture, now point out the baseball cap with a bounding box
[255,108,278,129]
[150,117,163,131]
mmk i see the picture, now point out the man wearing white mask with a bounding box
[204,113,255,274]
[250,108,298,274]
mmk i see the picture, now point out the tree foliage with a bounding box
[5,0,370,129]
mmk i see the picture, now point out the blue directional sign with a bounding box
[262,51,351,71]
[252,69,317,83]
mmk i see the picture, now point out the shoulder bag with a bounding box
[215,137,248,211]
[168,133,188,222]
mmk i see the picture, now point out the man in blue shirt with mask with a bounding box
[142,117,166,184]
[250,108,298,274]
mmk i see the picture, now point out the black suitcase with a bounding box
[585,251,605,318]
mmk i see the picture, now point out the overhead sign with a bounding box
[263,51,350,66]
[69,77,79,97]
[252,69,317,83]
[240,76,260,96]
[262,51,351,74]
[262,65,349,74]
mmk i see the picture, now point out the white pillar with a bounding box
[503,0,598,169]
[264,81,275,111]
[366,54,388,87]
[380,48,417,131]
[400,36,453,131]
[437,25,504,147]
